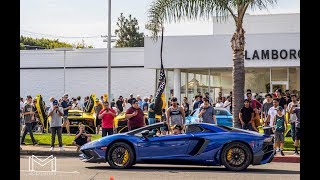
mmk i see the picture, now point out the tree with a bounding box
[114,13,144,47]
[20,36,93,49]
[73,39,94,49]
[146,0,277,128]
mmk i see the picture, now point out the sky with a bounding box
[20,0,300,48]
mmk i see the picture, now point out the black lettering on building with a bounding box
[289,49,297,59]
[280,49,288,59]
[298,50,300,59]
[261,50,269,59]
[245,50,251,60]
[252,50,260,60]
[272,50,278,59]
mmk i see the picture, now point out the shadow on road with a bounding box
[86,165,300,175]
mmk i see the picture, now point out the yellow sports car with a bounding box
[66,110,96,134]
[113,112,161,133]
[35,94,97,134]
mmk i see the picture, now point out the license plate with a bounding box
[71,121,79,125]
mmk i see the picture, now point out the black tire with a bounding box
[107,142,135,169]
[220,142,252,171]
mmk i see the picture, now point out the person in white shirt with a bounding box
[286,94,300,141]
[215,97,224,108]
[223,96,232,112]
[77,96,84,110]
[266,99,285,127]
[71,99,82,110]
[123,98,132,112]
[49,97,54,108]
[20,97,25,110]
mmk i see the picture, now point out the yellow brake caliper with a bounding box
[122,150,129,165]
[227,149,232,161]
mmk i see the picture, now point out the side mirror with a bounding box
[141,130,150,138]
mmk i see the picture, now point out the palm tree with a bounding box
[146,0,277,128]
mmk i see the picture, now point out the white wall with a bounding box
[144,33,300,69]
[20,68,156,103]
[212,13,300,35]
[20,48,144,68]
[20,48,156,103]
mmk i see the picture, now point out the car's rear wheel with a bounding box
[221,142,252,171]
[107,142,134,169]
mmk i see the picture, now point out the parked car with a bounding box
[186,107,233,126]
[80,122,274,171]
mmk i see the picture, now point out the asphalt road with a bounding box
[20,155,300,180]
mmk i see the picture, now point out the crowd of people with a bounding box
[20,88,300,155]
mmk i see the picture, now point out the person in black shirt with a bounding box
[275,89,287,109]
[116,96,124,113]
[128,94,136,105]
[239,99,254,131]
[73,124,92,152]
[110,99,115,108]
[182,97,190,116]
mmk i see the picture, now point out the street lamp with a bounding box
[54,47,75,94]
[107,0,112,103]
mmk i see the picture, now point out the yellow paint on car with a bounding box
[122,150,129,165]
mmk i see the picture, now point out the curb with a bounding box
[272,156,300,163]
[20,150,80,157]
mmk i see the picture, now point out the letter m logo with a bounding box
[29,155,57,172]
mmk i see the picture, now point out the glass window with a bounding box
[271,68,287,81]
[245,68,270,94]
[185,124,203,133]
[215,109,227,115]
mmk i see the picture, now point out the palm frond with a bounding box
[146,0,278,40]
[146,0,236,40]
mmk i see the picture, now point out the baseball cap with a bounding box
[276,106,283,111]
[95,98,99,101]
[53,100,58,105]
[63,94,68,97]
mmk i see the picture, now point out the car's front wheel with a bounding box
[107,142,135,169]
[221,142,252,171]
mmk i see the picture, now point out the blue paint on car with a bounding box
[80,122,274,171]
[186,107,233,126]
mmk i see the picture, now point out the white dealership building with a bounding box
[20,13,299,105]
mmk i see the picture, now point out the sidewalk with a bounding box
[20,145,300,163]
[20,145,80,157]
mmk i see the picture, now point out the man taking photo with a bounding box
[48,100,64,151]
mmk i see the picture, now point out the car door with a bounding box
[215,109,233,127]
[137,133,193,159]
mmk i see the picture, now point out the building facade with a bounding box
[144,13,300,104]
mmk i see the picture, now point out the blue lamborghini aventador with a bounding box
[80,122,274,171]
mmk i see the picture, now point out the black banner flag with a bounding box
[154,27,166,115]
